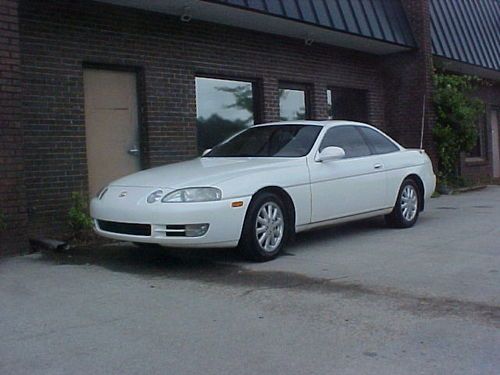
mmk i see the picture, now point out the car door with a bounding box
[309,125,387,223]
[357,126,402,207]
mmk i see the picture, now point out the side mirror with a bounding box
[202,149,212,157]
[315,146,345,162]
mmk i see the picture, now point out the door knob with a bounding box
[128,146,140,156]
[374,163,383,169]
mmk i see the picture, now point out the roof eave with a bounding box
[433,56,500,82]
[97,0,415,55]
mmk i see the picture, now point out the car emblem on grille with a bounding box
[118,191,128,198]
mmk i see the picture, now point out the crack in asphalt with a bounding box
[38,245,500,327]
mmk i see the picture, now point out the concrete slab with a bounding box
[1,186,499,375]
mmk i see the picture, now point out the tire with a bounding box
[386,178,420,228]
[238,192,290,262]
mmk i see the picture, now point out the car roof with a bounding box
[253,120,373,128]
[252,120,404,150]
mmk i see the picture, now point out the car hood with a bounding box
[110,157,303,189]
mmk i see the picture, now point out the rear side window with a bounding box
[320,126,371,158]
[358,127,399,154]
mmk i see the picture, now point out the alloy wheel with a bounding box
[401,184,418,222]
[255,202,284,253]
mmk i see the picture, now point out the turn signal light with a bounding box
[231,201,244,208]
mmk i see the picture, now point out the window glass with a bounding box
[327,89,333,119]
[279,87,307,121]
[467,116,487,159]
[327,87,368,122]
[359,127,399,154]
[206,125,321,157]
[320,126,371,158]
[196,77,255,153]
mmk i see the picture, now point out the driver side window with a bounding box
[320,126,371,158]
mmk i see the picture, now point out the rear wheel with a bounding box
[386,179,420,228]
[239,192,290,262]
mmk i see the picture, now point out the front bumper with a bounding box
[90,187,251,248]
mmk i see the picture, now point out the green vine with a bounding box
[432,71,485,185]
[68,192,93,240]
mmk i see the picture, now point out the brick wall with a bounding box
[0,0,28,255]
[19,0,387,237]
[380,0,436,164]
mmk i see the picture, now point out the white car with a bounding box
[91,121,436,261]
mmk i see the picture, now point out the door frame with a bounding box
[491,107,500,178]
[82,62,147,170]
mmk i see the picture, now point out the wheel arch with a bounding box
[404,174,425,212]
[252,186,297,233]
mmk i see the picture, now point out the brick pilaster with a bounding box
[381,0,437,165]
[0,0,28,255]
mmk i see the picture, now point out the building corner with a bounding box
[0,0,28,256]
[380,0,437,166]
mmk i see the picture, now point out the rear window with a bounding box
[358,127,399,154]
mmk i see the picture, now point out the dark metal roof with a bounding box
[204,0,416,48]
[431,0,500,72]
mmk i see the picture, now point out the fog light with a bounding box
[185,223,209,237]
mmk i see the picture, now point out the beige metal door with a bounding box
[84,69,141,196]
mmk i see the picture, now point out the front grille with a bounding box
[97,220,151,236]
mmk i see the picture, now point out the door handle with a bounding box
[374,163,383,170]
[128,146,140,156]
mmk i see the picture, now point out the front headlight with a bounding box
[162,187,222,203]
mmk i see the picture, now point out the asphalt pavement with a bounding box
[1,186,499,375]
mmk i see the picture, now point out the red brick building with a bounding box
[0,0,498,255]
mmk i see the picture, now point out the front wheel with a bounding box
[239,192,290,262]
[386,179,420,228]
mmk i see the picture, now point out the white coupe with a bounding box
[91,121,436,261]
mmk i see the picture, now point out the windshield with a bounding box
[205,125,322,157]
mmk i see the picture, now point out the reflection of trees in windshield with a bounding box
[206,125,321,158]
